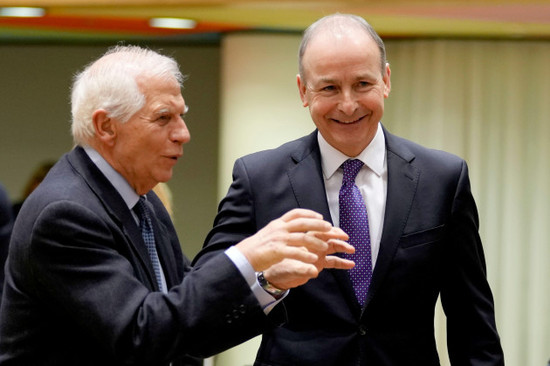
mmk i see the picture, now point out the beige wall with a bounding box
[0,43,220,258]
[218,33,314,197]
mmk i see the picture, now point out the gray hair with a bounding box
[298,14,387,81]
[71,45,185,146]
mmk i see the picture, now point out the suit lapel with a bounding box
[287,133,332,221]
[67,147,160,290]
[363,128,419,310]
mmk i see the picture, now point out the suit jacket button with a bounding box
[358,325,367,336]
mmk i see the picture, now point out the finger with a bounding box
[235,234,318,272]
[287,232,329,254]
[323,256,355,270]
[277,245,319,265]
[284,217,332,234]
[279,208,323,222]
[309,227,349,241]
[327,239,355,255]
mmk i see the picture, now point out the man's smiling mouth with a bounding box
[332,116,365,124]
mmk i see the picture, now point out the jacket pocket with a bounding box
[399,224,445,248]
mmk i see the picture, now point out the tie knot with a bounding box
[134,196,149,222]
[342,159,364,183]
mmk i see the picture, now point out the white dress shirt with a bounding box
[317,122,388,269]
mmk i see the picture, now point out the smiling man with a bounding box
[296,18,390,158]
[194,13,505,366]
[0,45,355,366]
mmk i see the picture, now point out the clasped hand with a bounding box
[235,208,355,290]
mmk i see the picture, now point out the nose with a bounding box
[338,90,357,116]
[171,115,191,144]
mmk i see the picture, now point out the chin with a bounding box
[156,170,173,183]
[335,137,369,156]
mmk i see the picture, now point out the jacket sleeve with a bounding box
[28,199,271,363]
[440,161,504,365]
[194,158,258,266]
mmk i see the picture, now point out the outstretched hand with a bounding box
[235,208,355,290]
[263,231,355,290]
[235,208,336,272]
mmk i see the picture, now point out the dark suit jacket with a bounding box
[195,127,504,366]
[0,184,13,305]
[0,147,275,366]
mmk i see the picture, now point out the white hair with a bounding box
[71,45,185,146]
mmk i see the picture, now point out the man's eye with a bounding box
[156,115,171,124]
[322,85,336,92]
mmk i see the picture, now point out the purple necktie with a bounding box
[339,159,372,307]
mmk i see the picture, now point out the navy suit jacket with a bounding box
[0,147,275,366]
[195,127,504,366]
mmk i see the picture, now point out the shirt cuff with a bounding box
[225,246,287,314]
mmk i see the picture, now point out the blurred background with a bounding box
[1,1,549,365]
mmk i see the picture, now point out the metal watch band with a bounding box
[257,271,286,299]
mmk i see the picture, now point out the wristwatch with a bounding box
[257,272,286,299]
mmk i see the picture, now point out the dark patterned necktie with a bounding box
[134,196,163,290]
[339,159,373,307]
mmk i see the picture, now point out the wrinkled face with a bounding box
[298,28,391,157]
[111,76,190,194]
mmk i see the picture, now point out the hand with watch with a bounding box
[235,209,354,298]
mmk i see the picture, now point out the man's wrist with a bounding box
[257,271,286,300]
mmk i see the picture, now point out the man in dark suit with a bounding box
[194,14,505,365]
[0,183,13,304]
[0,45,354,366]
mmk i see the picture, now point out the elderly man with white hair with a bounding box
[0,45,354,366]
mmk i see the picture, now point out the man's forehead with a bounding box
[303,33,381,73]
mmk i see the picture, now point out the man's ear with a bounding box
[296,74,309,107]
[383,63,392,98]
[92,109,116,146]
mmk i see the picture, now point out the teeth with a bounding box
[333,116,363,124]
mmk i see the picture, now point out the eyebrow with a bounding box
[152,104,189,116]
[154,108,170,115]
[318,77,337,84]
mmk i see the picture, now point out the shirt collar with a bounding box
[83,147,140,210]
[318,122,386,179]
